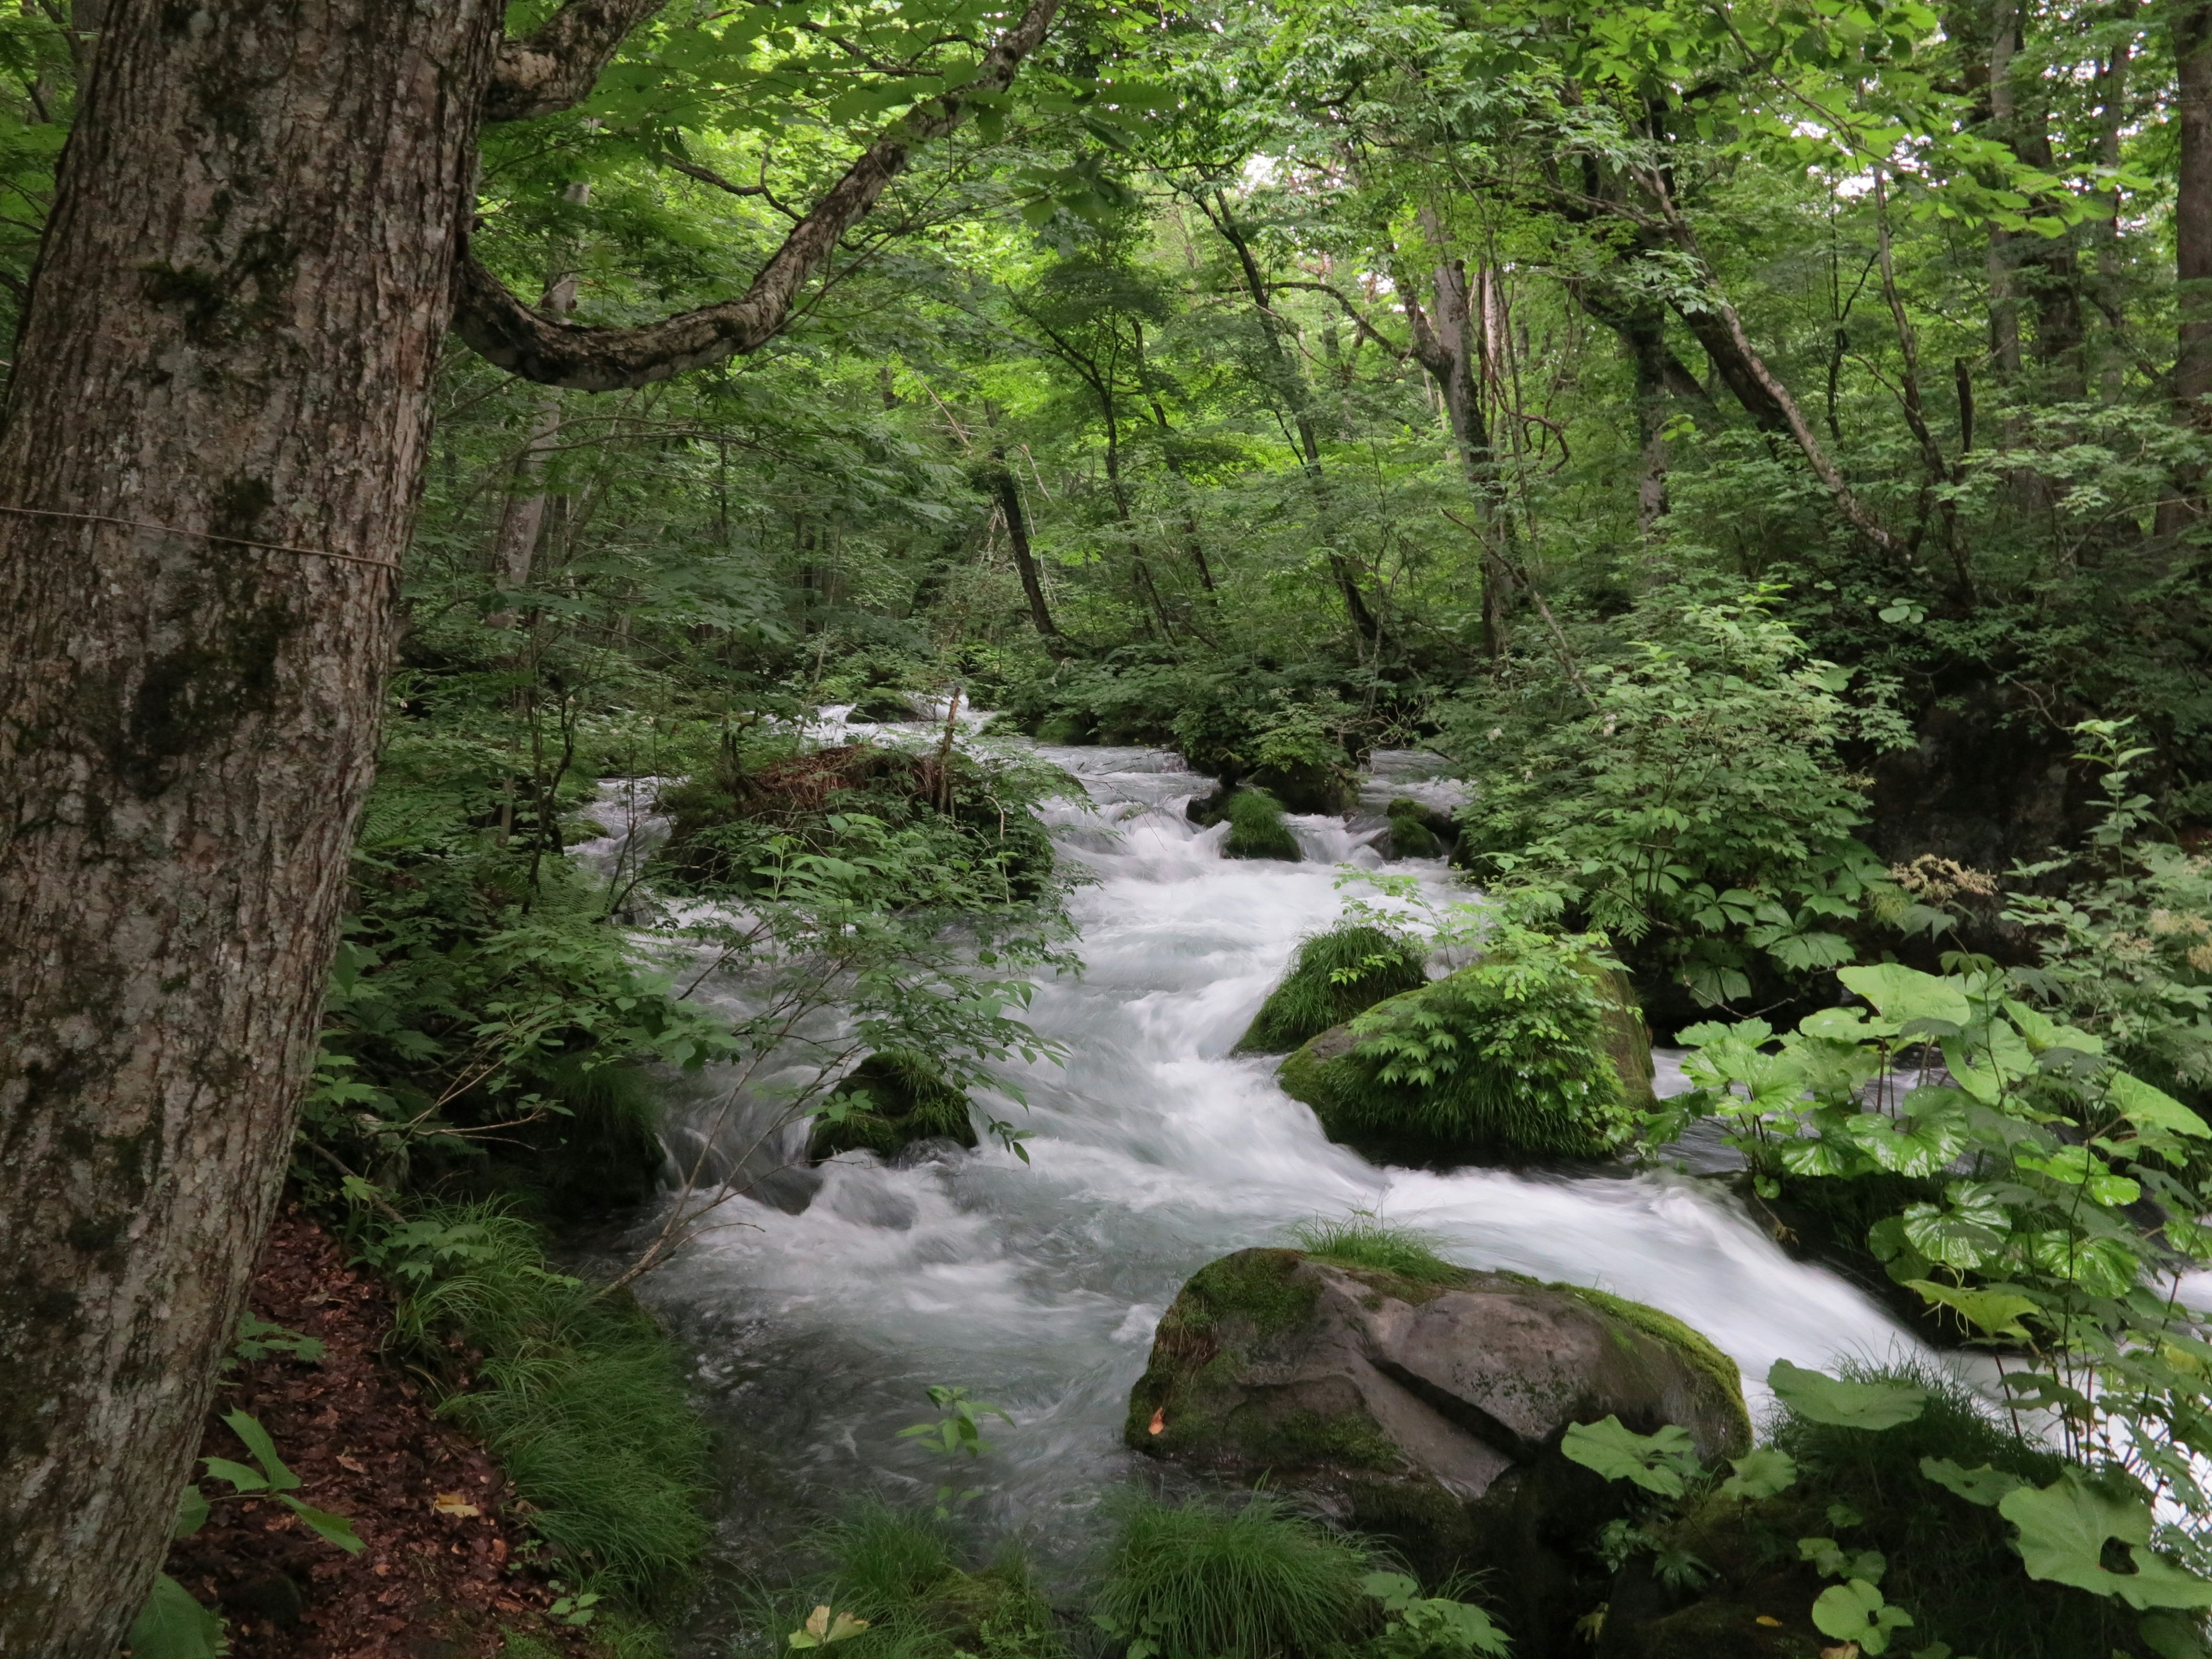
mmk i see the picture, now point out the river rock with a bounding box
[1126,1249,1749,1655]
[809,1050,978,1162]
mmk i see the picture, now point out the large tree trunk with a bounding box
[0,5,502,1652]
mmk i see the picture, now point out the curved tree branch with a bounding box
[458,0,1063,389]
[486,0,670,124]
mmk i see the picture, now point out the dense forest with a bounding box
[14,0,2212,1656]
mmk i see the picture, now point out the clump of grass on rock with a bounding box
[1237,924,1429,1054]
[1222,787,1301,861]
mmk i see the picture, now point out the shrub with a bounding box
[1289,1216,1463,1285]
[384,1202,711,1608]
[1237,925,1429,1054]
[1090,1491,1376,1659]
[1279,923,1637,1161]
[1223,788,1301,861]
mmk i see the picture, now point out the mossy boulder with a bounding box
[1235,925,1430,1054]
[1275,953,1653,1165]
[1382,798,1457,861]
[1248,759,1357,816]
[847,687,922,723]
[1128,1249,1751,1649]
[1217,787,1300,861]
[1030,709,1097,745]
[810,1050,978,1161]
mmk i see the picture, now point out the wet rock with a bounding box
[1381,797,1457,860]
[1128,1249,1750,1656]
[847,687,922,723]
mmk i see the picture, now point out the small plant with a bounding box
[1290,1214,1463,1284]
[899,1384,1013,1518]
[1090,1491,1374,1659]
[1359,1571,1508,1659]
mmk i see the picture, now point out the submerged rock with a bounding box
[1127,1249,1750,1652]
[1276,959,1653,1164]
[809,1050,978,1161]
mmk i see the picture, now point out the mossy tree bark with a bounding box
[0,1,1062,1650]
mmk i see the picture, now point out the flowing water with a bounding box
[604,734,1922,1633]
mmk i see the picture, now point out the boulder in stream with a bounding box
[809,1050,978,1161]
[1276,953,1654,1164]
[1234,924,1429,1054]
[1127,1248,1751,1654]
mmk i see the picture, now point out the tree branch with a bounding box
[457,0,1062,389]
[486,0,670,124]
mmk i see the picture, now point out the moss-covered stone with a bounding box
[847,687,921,722]
[1275,956,1654,1164]
[1235,925,1429,1055]
[1221,787,1301,861]
[1382,798,1457,861]
[810,1050,978,1161]
[1552,1282,1752,1452]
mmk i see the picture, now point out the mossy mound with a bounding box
[1220,787,1300,861]
[1029,710,1097,745]
[1127,1247,1751,1618]
[847,687,922,722]
[810,1050,978,1161]
[1382,797,1457,861]
[1275,950,1652,1164]
[1248,759,1356,816]
[1235,925,1430,1054]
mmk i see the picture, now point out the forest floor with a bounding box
[161,1205,587,1659]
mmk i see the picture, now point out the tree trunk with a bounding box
[2165,0,2212,535]
[490,181,590,618]
[0,5,502,1653]
[989,453,1063,650]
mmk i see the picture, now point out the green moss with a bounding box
[1385,798,1441,859]
[1222,787,1301,861]
[1275,942,1646,1163]
[1237,925,1429,1054]
[1182,1247,1319,1334]
[1551,1282,1752,1452]
[1031,710,1096,745]
[811,1050,978,1161]
[1259,1408,1407,1471]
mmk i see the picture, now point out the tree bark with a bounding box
[0,5,503,1652]
[988,452,1063,650]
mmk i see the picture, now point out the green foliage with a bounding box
[1561,1416,1702,1497]
[1359,1573,1508,1659]
[1285,921,1634,1160]
[126,1574,225,1659]
[1444,590,1912,1009]
[384,1202,710,1608]
[814,1051,980,1160]
[1222,787,1301,862]
[1288,1215,1463,1284]
[1238,925,1430,1054]
[1090,1491,1376,1659]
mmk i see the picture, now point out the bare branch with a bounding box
[457,0,1062,389]
[486,0,669,124]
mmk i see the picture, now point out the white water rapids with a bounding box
[595,734,1921,1626]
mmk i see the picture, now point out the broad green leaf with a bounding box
[221,1409,300,1491]
[1845,1091,1967,1176]
[126,1573,225,1659]
[1837,963,1970,1028]
[173,1482,209,1539]
[1767,1358,1927,1429]
[1559,1415,1701,1496]
[1812,1578,1914,1653]
[1922,1456,2029,1507]
[2110,1072,2211,1140]
[1718,1446,1797,1501]
[2001,1475,2212,1608]
[1901,1195,2008,1271]
[279,1494,366,1554]
[2003,999,2104,1056]
[1905,1281,2038,1339]
[200,1456,270,1494]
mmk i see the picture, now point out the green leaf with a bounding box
[199,1456,270,1494]
[1718,1446,1798,1501]
[2001,1475,2212,1608]
[1767,1358,1927,1429]
[278,1494,366,1554]
[173,1483,210,1539]
[1837,963,1970,1028]
[126,1573,225,1659]
[2110,1071,2211,1139]
[1921,1457,2028,1507]
[221,1409,300,1491]
[1559,1415,1702,1497]
[1904,1281,2038,1339]
[1812,1579,1914,1654]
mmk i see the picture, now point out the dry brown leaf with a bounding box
[1147,1407,1165,1435]
[430,1491,479,1517]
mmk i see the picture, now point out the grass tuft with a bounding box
[1290,1215,1464,1285]
[1237,925,1429,1055]
[1090,1491,1377,1659]
[1222,788,1301,861]
[391,1202,710,1609]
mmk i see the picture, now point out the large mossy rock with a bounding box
[1276,960,1653,1164]
[809,1050,978,1161]
[1235,925,1430,1055]
[1219,787,1301,861]
[1127,1249,1750,1655]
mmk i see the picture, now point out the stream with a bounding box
[596,734,1922,1637]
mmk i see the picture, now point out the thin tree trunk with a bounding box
[489,180,590,620]
[2165,0,2212,534]
[0,6,502,1652]
[989,452,1062,650]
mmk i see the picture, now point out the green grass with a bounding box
[1222,787,1301,861]
[1237,925,1428,1054]
[1290,1216,1465,1285]
[1090,1491,1377,1659]
[389,1202,711,1609]
[812,1049,979,1160]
